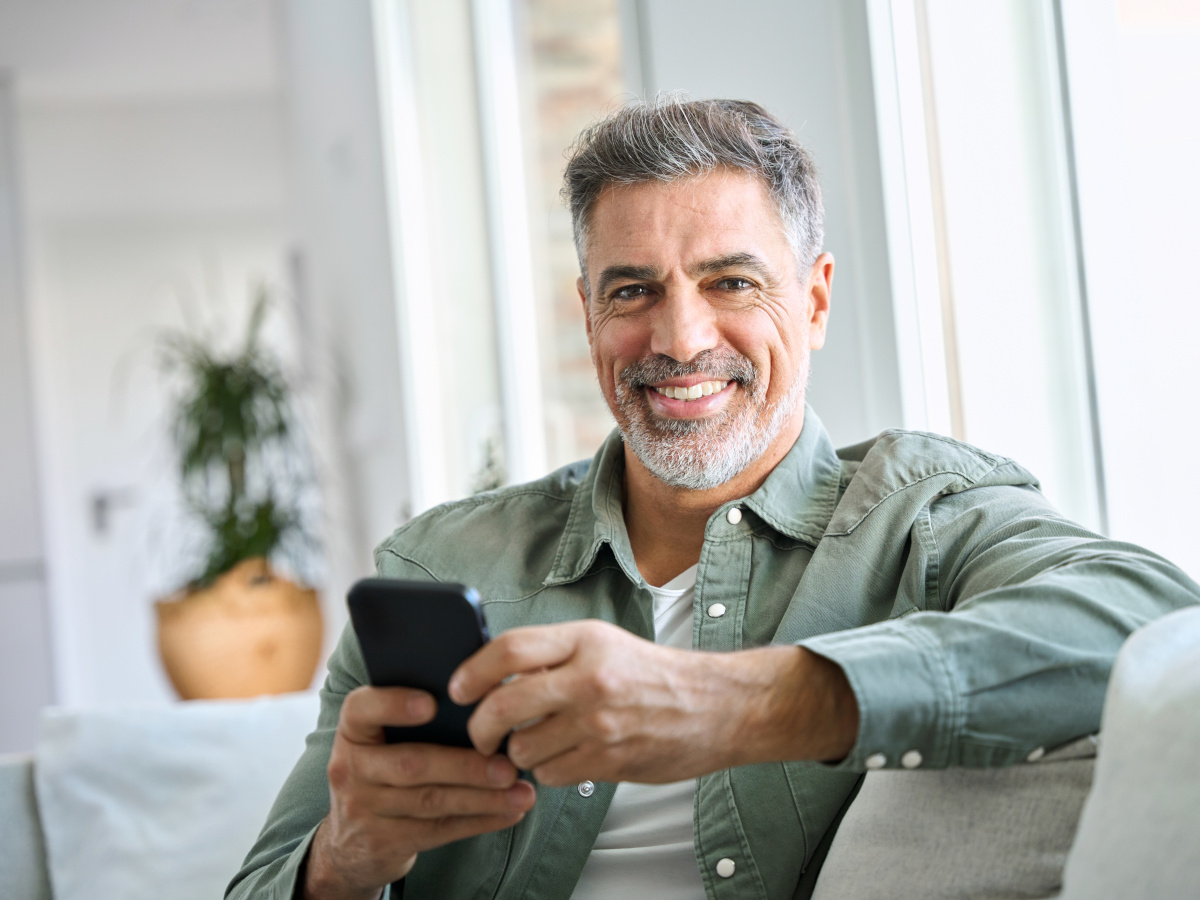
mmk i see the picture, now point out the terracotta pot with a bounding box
[156,558,323,700]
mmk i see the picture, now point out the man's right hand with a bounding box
[303,686,536,900]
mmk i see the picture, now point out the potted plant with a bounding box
[154,289,322,700]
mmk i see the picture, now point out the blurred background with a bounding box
[1,0,1196,752]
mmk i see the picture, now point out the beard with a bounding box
[612,347,807,491]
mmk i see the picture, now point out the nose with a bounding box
[649,285,719,363]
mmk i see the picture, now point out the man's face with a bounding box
[579,169,831,491]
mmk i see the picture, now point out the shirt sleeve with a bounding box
[800,483,1200,770]
[223,621,365,900]
[224,546,430,899]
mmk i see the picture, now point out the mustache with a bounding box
[619,349,758,390]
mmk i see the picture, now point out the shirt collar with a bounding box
[743,404,843,545]
[544,403,843,587]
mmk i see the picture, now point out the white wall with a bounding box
[1062,0,1200,581]
[279,0,414,650]
[915,1,1101,530]
[629,0,904,446]
[21,94,291,707]
[21,98,286,217]
[0,73,56,753]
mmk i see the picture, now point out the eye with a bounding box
[715,276,755,292]
[612,283,652,301]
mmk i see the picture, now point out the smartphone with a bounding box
[347,578,491,748]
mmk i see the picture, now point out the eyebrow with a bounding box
[687,252,776,281]
[595,264,661,298]
[594,253,777,298]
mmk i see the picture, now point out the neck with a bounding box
[623,406,805,587]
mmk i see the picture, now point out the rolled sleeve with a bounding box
[799,485,1200,772]
[802,620,958,770]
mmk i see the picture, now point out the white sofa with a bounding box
[0,692,319,900]
[3,606,1198,900]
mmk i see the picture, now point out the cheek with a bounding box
[591,319,648,376]
[721,316,779,382]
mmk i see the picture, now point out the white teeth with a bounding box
[652,381,729,402]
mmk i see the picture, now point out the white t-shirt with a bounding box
[570,564,707,899]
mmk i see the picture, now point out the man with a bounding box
[228,98,1199,900]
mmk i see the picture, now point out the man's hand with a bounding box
[448,620,859,787]
[303,686,536,900]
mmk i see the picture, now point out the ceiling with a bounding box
[0,0,280,103]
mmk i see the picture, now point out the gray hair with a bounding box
[562,95,824,292]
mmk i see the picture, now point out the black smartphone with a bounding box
[347,578,491,748]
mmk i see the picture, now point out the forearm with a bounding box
[715,645,858,767]
[800,505,1200,770]
[227,629,363,899]
[301,820,387,900]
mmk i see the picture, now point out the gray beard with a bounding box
[613,349,806,491]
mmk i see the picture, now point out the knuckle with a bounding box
[585,619,618,645]
[327,755,352,790]
[396,748,428,783]
[586,708,622,741]
[486,690,517,724]
[585,666,622,702]
[415,784,444,816]
[340,685,370,719]
[495,636,526,671]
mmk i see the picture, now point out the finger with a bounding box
[339,686,437,745]
[351,807,533,866]
[354,743,520,790]
[467,668,577,756]
[502,712,584,772]
[530,746,607,788]
[412,810,533,854]
[372,780,537,820]
[449,623,589,705]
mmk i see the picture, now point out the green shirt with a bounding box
[227,408,1200,900]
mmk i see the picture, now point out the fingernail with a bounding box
[488,756,513,785]
[447,675,464,704]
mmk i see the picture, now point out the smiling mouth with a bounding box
[650,380,730,401]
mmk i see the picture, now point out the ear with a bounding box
[577,276,593,347]
[806,252,834,351]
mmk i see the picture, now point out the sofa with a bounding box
[3,606,1198,900]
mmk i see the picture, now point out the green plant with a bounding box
[160,287,308,588]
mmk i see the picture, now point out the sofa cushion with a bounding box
[1058,605,1200,899]
[810,735,1096,900]
[0,753,52,900]
[34,691,319,900]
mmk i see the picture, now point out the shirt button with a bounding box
[716,858,736,878]
[1026,747,1045,763]
[726,507,743,525]
[707,603,727,618]
[901,749,923,769]
[577,780,595,797]
[864,752,887,770]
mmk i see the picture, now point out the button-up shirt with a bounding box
[227,407,1200,900]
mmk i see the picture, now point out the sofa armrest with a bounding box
[810,736,1096,900]
[1059,605,1200,898]
[0,753,52,900]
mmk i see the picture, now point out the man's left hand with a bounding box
[447,620,858,787]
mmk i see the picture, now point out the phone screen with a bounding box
[347,578,490,748]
